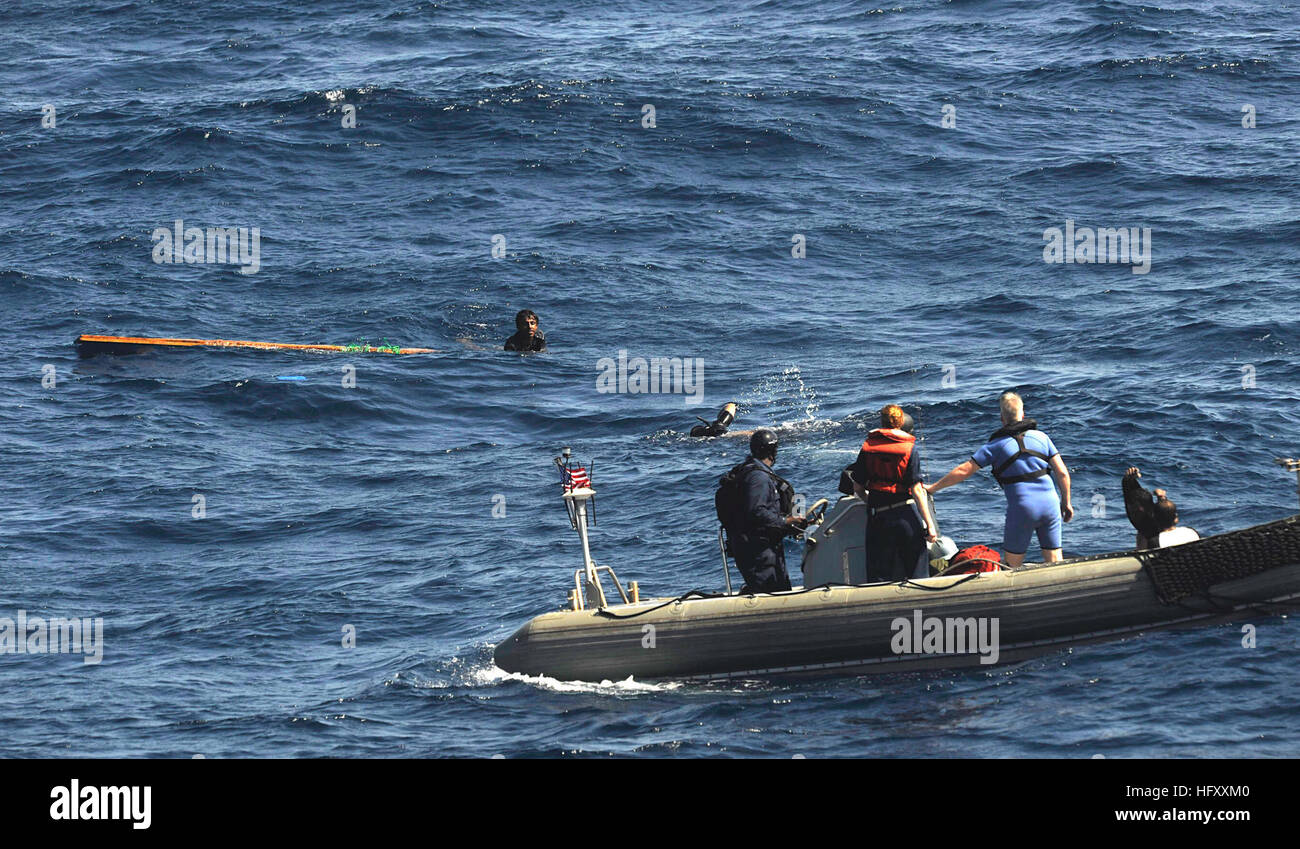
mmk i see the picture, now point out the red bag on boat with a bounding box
[946,545,1003,574]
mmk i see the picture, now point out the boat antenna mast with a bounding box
[555,447,623,610]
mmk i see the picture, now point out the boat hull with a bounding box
[494,545,1300,682]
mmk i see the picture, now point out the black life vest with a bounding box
[715,459,793,537]
[989,422,1052,486]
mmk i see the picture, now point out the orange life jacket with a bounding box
[858,429,916,494]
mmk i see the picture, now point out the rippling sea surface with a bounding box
[2,0,1298,757]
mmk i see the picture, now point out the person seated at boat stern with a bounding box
[851,404,939,581]
[503,309,546,352]
[1123,467,1200,549]
[724,429,807,594]
[927,392,1073,567]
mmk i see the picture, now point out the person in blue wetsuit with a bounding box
[926,392,1074,567]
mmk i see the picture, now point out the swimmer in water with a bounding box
[690,402,739,437]
[504,309,546,352]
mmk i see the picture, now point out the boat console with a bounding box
[800,496,870,585]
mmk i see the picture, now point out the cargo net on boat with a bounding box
[1139,514,1300,604]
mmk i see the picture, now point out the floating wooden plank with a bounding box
[75,334,437,357]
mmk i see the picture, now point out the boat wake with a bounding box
[474,662,682,695]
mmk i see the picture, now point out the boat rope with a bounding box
[592,573,983,619]
[900,573,982,591]
[592,589,725,619]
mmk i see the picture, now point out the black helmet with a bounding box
[750,428,779,461]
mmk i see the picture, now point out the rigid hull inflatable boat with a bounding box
[493,452,1300,682]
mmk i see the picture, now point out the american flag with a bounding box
[563,465,592,490]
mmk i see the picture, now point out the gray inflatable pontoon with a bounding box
[493,453,1300,683]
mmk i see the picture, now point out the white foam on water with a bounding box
[474,662,681,694]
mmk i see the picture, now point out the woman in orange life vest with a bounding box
[850,404,939,581]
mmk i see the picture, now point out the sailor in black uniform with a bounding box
[729,430,806,593]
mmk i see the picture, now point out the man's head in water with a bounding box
[750,429,779,465]
[504,309,546,352]
[999,391,1024,426]
[1153,493,1180,531]
[515,309,539,339]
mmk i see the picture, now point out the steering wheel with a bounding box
[804,498,830,527]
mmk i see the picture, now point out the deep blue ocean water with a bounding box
[2,0,1298,757]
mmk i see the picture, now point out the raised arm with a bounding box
[1122,467,1160,544]
[927,459,980,494]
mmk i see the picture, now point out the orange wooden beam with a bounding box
[76,334,437,356]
